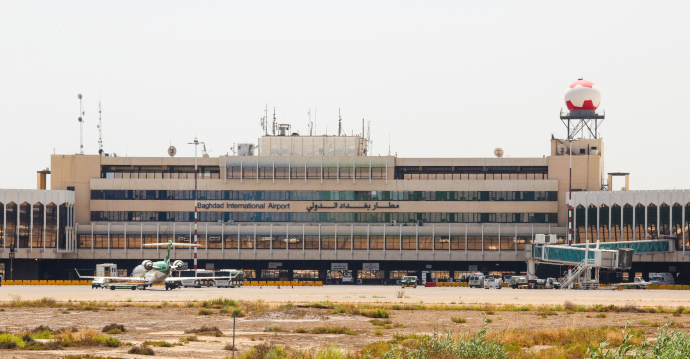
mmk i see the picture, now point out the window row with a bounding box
[90,211,557,224]
[91,190,558,202]
[400,173,549,180]
[76,233,537,251]
[226,167,386,179]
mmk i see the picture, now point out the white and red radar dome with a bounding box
[564,79,601,110]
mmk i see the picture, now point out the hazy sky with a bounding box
[1,1,688,190]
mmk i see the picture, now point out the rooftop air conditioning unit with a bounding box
[390,220,397,226]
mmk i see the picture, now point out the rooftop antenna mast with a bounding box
[272,107,277,135]
[97,100,104,156]
[77,94,84,155]
[367,120,372,155]
[388,133,391,156]
[262,104,268,135]
[338,108,343,136]
[308,109,313,136]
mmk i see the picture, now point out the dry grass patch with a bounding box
[184,325,224,337]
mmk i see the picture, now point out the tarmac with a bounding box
[1,285,688,307]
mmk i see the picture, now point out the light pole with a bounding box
[188,137,204,270]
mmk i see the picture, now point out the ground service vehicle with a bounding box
[615,277,650,290]
[401,276,418,288]
[215,270,244,288]
[484,276,502,289]
[91,277,108,289]
[509,276,527,289]
[649,272,674,285]
[503,275,513,284]
[179,269,216,288]
[469,272,485,288]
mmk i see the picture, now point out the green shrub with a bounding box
[143,340,173,347]
[295,328,307,333]
[311,327,357,335]
[0,333,25,348]
[129,344,155,355]
[370,319,393,326]
[374,329,383,336]
[198,309,214,316]
[596,313,607,319]
[363,309,390,318]
[451,316,467,324]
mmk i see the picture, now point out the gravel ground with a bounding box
[1,285,690,307]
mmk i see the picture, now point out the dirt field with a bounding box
[1,286,689,358]
[2,285,690,307]
[1,305,688,358]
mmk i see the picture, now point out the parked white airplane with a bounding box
[76,240,239,290]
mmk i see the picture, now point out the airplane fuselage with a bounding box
[132,261,171,284]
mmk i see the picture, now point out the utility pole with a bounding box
[188,137,204,270]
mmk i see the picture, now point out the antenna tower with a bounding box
[272,108,277,135]
[98,101,104,155]
[308,109,313,136]
[338,108,343,136]
[77,94,84,155]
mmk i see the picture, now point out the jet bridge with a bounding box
[525,235,675,289]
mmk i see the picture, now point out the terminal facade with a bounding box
[1,132,688,282]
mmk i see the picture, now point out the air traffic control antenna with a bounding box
[98,101,104,156]
[77,94,85,155]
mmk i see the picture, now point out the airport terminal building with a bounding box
[2,130,688,283]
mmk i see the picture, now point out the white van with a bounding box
[468,272,485,288]
[483,276,502,289]
[649,272,674,285]
[215,269,244,288]
[179,269,216,288]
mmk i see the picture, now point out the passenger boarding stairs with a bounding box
[527,235,674,290]
[558,258,596,290]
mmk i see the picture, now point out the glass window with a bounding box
[369,235,383,250]
[385,233,399,250]
[359,270,384,279]
[293,270,319,279]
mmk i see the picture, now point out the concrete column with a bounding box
[656,205,663,239]
[107,223,110,254]
[91,223,94,253]
[625,174,630,191]
[366,224,370,255]
[597,206,600,242]
[55,203,59,251]
[30,204,33,251]
[585,206,588,244]
[608,174,613,191]
[632,205,636,241]
[682,205,686,255]
[43,204,46,251]
[350,224,355,255]
[221,223,224,255]
[644,205,649,241]
[464,225,468,258]
[3,203,5,251]
[383,224,386,255]
[17,203,20,249]
[124,223,127,253]
[269,224,273,255]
